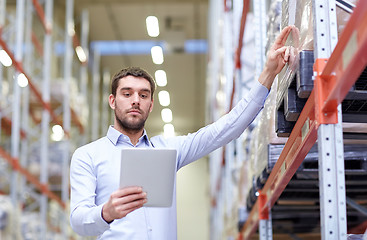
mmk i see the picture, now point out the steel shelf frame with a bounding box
[0,1,65,238]
[0,0,90,238]
[252,0,273,239]
[240,0,367,239]
[208,0,254,238]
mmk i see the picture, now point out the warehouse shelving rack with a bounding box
[208,0,272,238]
[0,0,89,238]
[240,0,367,239]
[207,0,255,238]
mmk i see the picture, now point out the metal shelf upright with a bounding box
[240,0,367,239]
[0,0,89,238]
[208,0,254,238]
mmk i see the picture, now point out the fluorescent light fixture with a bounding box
[155,70,167,87]
[163,123,175,138]
[68,22,75,36]
[75,46,87,63]
[158,90,170,107]
[161,108,172,123]
[151,46,164,64]
[146,16,160,37]
[51,124,64,141]
[0,50,12,67]
[17,73,28,88]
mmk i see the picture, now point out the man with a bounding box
[70,26,293,239]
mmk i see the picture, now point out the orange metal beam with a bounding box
[230,0,250,110]
[241,93,319,239]
[235,0,250,70]
[217,0,250,200]
[0,37,64,127]
[258,190,268,220]
[71,108,85,134]
[314,58,338,124]
[321,0,367,113]
[31,31,44,57]
[348,220,367,234]
[31,0,51,34]
[1,116,27,139]
[0,36,86,136]
[0,147,65,209]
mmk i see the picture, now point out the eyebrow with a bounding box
[120,87,151,94]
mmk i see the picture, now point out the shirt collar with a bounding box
[106,125,150,146]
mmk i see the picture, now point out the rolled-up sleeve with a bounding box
[70,148,110,236]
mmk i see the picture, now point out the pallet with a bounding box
[276,50,367,137]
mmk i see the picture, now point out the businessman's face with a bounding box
[109,75,154,132]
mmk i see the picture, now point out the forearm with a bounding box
[70,148,110,236]
[175,81,269,168]
[70,204,110,236]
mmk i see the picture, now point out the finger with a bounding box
[114,198,147,219]
[119,198,147,215]
[117,191,147,205]
[273,26,292,47]
[284,46,290,62]
[122,198,147,211]
[270,46,288,59]
[114,186,143,198]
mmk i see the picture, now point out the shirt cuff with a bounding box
[94,204,111,229]
[248,80,270,106]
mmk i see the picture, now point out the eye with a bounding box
[123,92,131,97]
[140,94,148,99]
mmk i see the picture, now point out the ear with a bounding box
[149,99,154,113]
[109,94,116,110]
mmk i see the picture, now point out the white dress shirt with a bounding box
[70,80,269,239]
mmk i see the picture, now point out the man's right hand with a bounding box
[102,186,147,223]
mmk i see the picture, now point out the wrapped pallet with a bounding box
[276,0,357,110]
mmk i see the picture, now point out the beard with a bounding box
[115,112,146,132]
[114,100,150,132]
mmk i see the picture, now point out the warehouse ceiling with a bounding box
[72,0,209,138]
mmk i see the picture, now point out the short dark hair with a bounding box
[111,67,156,99]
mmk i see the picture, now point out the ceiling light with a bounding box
[158,90,170,107]
[161,108,172,123]
[151,46,164,64]
[155,70,167,87]
[68,22,75,36]
[146,16,160,37]
[75,46,87,63]
[163,123,175,138]
[0,50,12,67]
[17,73,28,88]
[51,124,64,141]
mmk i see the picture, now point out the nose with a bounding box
[132,93,140,106]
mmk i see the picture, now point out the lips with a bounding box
[128,109,141,115]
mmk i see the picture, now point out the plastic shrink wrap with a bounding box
[276,0,356,109]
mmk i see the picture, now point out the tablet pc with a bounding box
[119,148,177,207]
